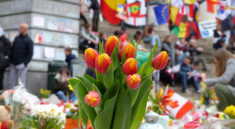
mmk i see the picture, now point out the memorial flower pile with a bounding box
[69,36,168,129]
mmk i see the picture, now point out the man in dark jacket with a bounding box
[8,23,34,88]
[0,27,11,90]
[178,57,200,94]
[64,47,77,70]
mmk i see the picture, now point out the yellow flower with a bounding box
[224,105,235,115]
[51,109,55,112]
[68,85,74,92]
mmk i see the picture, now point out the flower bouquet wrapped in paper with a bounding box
[68,36,168,129]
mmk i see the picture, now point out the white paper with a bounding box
[44,47,55,59]
[33,46,42,59]
[32,16,45,27]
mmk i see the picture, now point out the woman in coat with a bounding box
[205,49,235,111]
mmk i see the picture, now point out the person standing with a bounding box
[8,23,34,88]
[0,27,11,90]
[90,0,100,32]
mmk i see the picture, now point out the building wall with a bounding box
[0,0,80,95]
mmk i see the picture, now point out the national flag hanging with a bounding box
[191,21,201,39]
[124,0,147,26]
[164,88,194,119]
[127,2,141,17]
[153,4,169,25]
[170,6,179,24]
[184,0,196,4]
[178,22,190,38]
[207,0,221,13]
[100,0,126,25]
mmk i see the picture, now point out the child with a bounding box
[178,58,200,93]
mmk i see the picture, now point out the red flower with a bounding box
[95,53,112,74]
[126,74,141,89]
[152,51,168,70]
[105,36,118,56]
[122,58,138,75]
[119,43,135,60]
[85,91,101,107]
[84,48,99,68]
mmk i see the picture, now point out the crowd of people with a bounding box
[1,20,235,111]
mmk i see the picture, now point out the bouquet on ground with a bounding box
[39,89,51,99]
[19,104,65,129]
[69,35,168,129]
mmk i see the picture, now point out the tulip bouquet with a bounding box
[68,35,168,129]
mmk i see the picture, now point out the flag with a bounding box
[191,21,201,39]
[178,22,190,38]
[100,0,126,25]
[164,88,194,119]
[127,2,141,17]
[170,6,179,24]
[34,34,42,43]
[124,0,147,26]
[153,4,169,25]
[184,0,196,4]
[207,0,221,13]
[175,5,187,26]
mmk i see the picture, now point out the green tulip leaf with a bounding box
[103,65,114,90]
[112,88,131,129]
[130,89,149,129]
[131,78,152,123]
[94,88,119,129]
[70,81,97,128]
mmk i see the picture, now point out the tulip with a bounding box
[84,48,99,68]
[105,36,119,56]
[152,51,168,70]
[119,43,135,60]
[126,74,141,89]
[95,53,112,74]
[122,58,138,75]
[85,91,101,107]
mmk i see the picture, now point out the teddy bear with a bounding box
[0,105,14,129]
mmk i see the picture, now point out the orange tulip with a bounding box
[105,36,118,56]
[119,43,135,60]
[126,74,141,89]
[152,51,168,70]
[122,58,138,75]
[85,91,101,107]
[95,53,112,74]
[84,48,99,68]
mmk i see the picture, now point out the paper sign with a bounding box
[198,20,217,38]
[44,47,55,59]
[33,46,42,59]
[32,16,45,27]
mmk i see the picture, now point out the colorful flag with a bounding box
[170,6,179,24]
[178,22,190,38]
[191,21,201,39]
[184,0,196,4]
[127,2,141,17]
[207,0,221,13]
[124,0,147,26]
[153,4,169,25]
[164,88,194,119]
[100,0,126,25]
